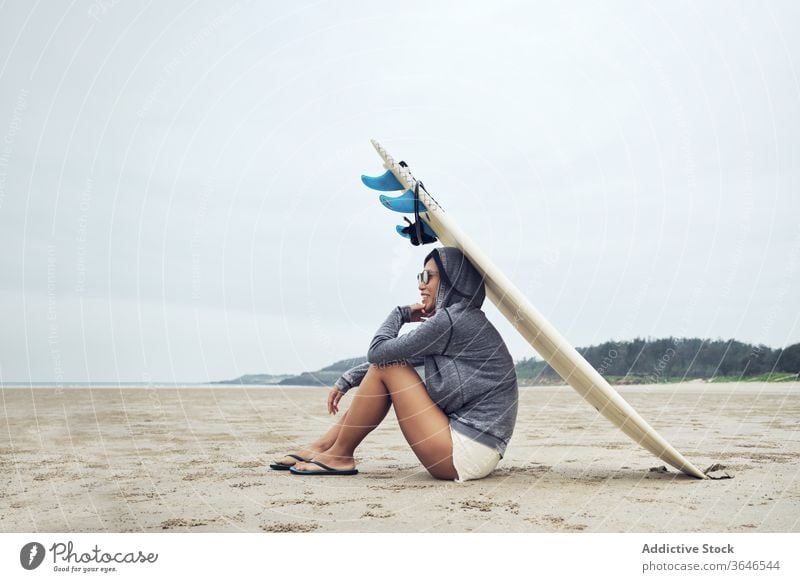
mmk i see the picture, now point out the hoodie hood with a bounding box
[427,246,486,312]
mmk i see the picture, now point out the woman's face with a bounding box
[418,258,440,314]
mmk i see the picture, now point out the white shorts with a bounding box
[449,424,501,482]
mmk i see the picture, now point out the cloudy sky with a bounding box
[0,1,798,383]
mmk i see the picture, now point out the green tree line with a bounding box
[516,337,800,384]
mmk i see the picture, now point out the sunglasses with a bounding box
[416,269,439,285]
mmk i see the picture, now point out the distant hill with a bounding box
[516,338,800,385]
[215,357,369,387]
[216,339,800,386]
[211,373,293,385]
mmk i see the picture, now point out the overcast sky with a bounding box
[1,1,798,383]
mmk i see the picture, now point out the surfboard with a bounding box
[364,139,707,479]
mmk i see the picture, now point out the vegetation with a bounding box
[218,339,800,386]
[515,338,800,385]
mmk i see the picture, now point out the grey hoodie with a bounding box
[333,246,518,458]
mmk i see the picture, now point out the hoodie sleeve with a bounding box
[367,305,452,365]
[333,362,371,394]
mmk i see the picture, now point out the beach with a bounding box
[1,383,798,533]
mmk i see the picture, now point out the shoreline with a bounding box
[3,378,798,390]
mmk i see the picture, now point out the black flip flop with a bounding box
[269,454,310,471]
[288,459,358,476]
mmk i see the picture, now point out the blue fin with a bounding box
[395,220,436,239]
[380,189,428,213]
[361,170,404,191]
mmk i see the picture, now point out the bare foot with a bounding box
[293,449,356,472]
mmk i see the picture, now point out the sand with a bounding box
[1,383,798,533]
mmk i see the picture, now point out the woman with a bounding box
[271,246,519,482]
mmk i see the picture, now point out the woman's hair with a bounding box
[423,249,438,266]
[423,249,446,278]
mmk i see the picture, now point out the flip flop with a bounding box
[288,459,359,476]
[269,454,310,471]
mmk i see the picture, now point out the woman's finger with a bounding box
[335,391,344,414]
[332,392,341,414]
[329,388,343,415]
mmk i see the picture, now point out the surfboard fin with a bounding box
[361,170,404,191]
[380,190,428,213]
[396,220,436,239]
[397,217,437,245]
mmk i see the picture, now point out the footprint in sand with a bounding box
[260,522,320,533]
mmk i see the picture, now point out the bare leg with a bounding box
[294,362,458,480]
[291,367,393,471]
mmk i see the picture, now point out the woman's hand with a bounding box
[408,302,430,323]
[328,386,344,415]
